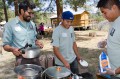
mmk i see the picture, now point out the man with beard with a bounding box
[2,0,43,66]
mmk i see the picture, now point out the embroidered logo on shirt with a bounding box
[30,26,33,29]
[62,33,67,37]
[110,28,115,36]
[71,33,73,38]
[15,26,22,31]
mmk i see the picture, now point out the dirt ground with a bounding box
[0,30,108,79]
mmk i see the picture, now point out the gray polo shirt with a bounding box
[51,25,76,65]
[107,16,120,77]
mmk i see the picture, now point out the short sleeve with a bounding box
[71,27,75,42]
[30,21,37,39]
[2,23,13,46]
[51,29,60,47]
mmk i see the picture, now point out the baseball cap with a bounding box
[62,11,74,20]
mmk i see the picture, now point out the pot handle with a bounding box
[18,43,32,51]
[41,68,48,79]
[18,48,25,54]
[24,43,32,48]
[38,67,44,74]
[18,43,32,54]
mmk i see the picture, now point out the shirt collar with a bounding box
[110,16,120,26]
[15,16,34,28]
[15,16,30,24]
[114,16,120,23]
[15,16,20,24]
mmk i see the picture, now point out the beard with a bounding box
[23,16,31,22]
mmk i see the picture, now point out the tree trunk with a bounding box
[14,0,19,16]
[2,0,8,22]
[74,4,77,12]
[56,0,63,26]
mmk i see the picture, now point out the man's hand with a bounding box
[64,61,70,69]
[35,40,43,48]
[3,45,21,56]
[106,68,115,75]
[77,56,82,62]
[101,68,115,75]
[12,47,22,56]
[97,39,107,48]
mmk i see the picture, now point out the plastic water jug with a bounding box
[99,52,111,73]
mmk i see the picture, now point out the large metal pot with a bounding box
[42,66,72,79]
[19,43,41,58]
[14,64,44,79]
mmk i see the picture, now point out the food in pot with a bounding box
[56,66,61,71]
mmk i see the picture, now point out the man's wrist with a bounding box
[114,68,120,75]
[113,69,116,75]
[9,47,14,52]
[77,56,81,60]
[113,68,119,76]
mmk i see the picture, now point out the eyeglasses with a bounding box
[25,11,34,15]
[27,12,34,15]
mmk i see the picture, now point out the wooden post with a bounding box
[2,0,8,22]
[56,0,63,26]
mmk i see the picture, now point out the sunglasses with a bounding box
[25,10,34,15]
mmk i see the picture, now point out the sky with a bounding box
[10,0,98,13]
[39,0,98,13]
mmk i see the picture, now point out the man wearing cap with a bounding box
[51,11,82,74]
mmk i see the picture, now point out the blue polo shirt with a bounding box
[2,16,37,48]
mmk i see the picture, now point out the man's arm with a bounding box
[3,45,21,56]
[3,45,14,52]
[115,67,120,75]
[73,42,81,61]
[102,67,120,75]
[35,40,43,48]
[98,39,107,48]
[53,46,70,69]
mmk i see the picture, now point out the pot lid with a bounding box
[44,66,71,78]
[14,64,43,77]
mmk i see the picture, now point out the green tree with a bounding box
[7,10,15,19]
[0,0,3,21]
[65,0,86,11]
[14,0,18,16]
[56,0,63,25]
[2,0,8,22]
[6,0,89,25]
[7,0,40,16]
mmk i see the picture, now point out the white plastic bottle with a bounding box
[99,51,111,73]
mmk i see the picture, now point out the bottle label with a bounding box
[101,60,108,68]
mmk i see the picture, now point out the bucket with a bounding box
[14,64,44,79]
